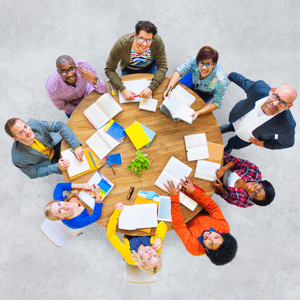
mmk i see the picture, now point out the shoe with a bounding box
[219,124,233,134]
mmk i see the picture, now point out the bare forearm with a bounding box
[195,103,217,116]
[166,71,181,93]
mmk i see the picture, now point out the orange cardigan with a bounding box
[171,188,230,256]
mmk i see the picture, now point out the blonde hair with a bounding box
[44,190,81,221]
[131,251,162,276]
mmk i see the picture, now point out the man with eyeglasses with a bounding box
[105,21,167,101]
[220,72,297,152]
[46,55,107,118]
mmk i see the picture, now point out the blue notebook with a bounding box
[134,122,156,147]
[106,153,122,167]
[104,120,126,142]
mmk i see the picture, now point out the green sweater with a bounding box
[105,33,168,92]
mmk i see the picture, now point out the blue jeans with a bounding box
[224,135,252,153]
[65,112,71,119]
[121,60,158,76]
[179,72,214,103]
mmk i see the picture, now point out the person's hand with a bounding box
[80,183,92,191]
[151,238,162,251]
[77,66,98,83]
[115,202,124,210]
[58,158,70,171]
[249,137,264,147]
[163,87,172,99]
[92,184,103,203]
[74,146,84,162]
[213,178,223,189]
[164,180,180,196]
[122,88,137,101]
[216,167,226,179]
[190,111,199,121]
[226,71,231,78]
[180,177,195,194]
[140,88,152,99]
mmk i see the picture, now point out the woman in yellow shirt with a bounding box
[107,202,167,275]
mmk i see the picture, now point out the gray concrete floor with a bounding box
[1,1,299,299]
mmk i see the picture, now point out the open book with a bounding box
[83,93,123,129]
[184,133,209,161]
[86,126,122,159]
[179,192,198,211]
[119,79,152,103]
[160,85,196,124]
[194,160,221,181]
[79,172,114,208]
[118,203,158,230]
[155,156,192,191]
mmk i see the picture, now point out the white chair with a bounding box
[40,219,83,247]
[125,262,157,284]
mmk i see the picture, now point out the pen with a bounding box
[109,83,115,96]
[88,151,97,168]
[166,86,172,97]
[133,95,141,98]
[92,185,99,195]
[70,148,76,157]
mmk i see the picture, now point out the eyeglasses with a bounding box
[198,62,214,68]
[59,66,76,76]
[137,37,153,44]
[127,186,134,200]
[250,184,263,199]
[271,92,290,108]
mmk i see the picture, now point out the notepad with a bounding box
[78,172,114,208]
[104,120,126,142]
[155,156,192,191]
[179,192,198,211]
[133,122,156,147]
[184,133,209,161]
[61,149,90,178]
[119,79,152,103]
[125,121,151,150]
[86,127,122,159]
[158,196,172,222]
[118,204,158,230]
[194,160,221,181]
[83,93,123,129]
[139,98,158,112]
[205,142,224,164]
[105,153,122,167]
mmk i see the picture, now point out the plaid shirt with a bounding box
[215,153,262,208]
[175,57,228,108]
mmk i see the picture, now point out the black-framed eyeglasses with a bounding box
[271,92,290,108]
[137,37,153,44]
[199,62,214,68]
[127,186,134,200]
[59,66,76,76]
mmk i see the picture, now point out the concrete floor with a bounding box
[1,1,299,299]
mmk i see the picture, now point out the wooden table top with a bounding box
[62,73,223,236]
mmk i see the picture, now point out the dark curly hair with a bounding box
[135,21,158,36]
[206,233,237,266]
[252,180,275,207]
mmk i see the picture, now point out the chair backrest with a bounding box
[125,262,157,283]
[40,219,83,247]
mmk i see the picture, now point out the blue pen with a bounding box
[88,151,97,168]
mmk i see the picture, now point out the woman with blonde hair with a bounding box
[107,202,167,275]
[44,182,103,229]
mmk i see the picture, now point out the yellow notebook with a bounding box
[125,121,151,150]
[69,148,100,180]
[135,195,159,233]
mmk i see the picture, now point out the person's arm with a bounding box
[53,182,72,200]
[106,207,136,264]
[228,72,255,95]
[76,61,107,94]
[263,127,295,150]
[191,103,218,120]
[148,35,168,92]
[150,221,167,255]
[163,71,181,98]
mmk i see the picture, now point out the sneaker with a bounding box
[220,124,233,134]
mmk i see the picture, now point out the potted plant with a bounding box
[127,150,151,177]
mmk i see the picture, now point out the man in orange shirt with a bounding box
[164,178,237,266]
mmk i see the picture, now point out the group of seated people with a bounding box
[5,20,297,275]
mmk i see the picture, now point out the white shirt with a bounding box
[233,97,275,142]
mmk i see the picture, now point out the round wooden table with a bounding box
[62,74,223,235]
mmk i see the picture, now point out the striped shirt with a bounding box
[127,48,154,70]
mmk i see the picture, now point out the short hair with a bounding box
[135,21,158,36]
[252,180,275,207]
[206,233,237,266]
[196,46,219,65]
[5,118,22,137]
[131,250,162,276]
[56,55,75,69]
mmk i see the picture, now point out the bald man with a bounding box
[46,55,107,117]
[219,72,297,152]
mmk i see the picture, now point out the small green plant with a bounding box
[127,150,151,177]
